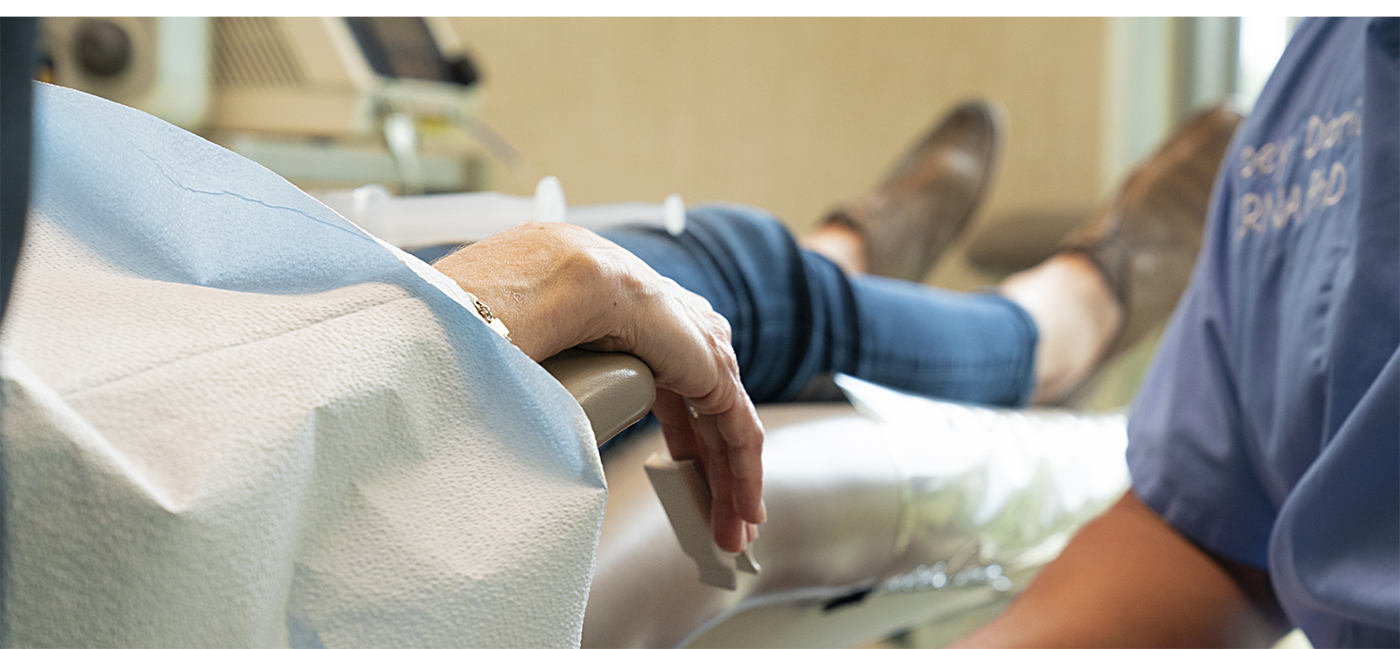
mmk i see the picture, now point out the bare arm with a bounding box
[431,222,765,552]
[955,491,1289,648]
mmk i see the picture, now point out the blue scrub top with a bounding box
[1127,18,1399,647]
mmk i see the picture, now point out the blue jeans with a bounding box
[598,204,1038,407]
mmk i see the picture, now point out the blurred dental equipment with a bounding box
[315,178,687,249]
[41,17,493,194]
[43,17,689,245]
[43,17,478,136]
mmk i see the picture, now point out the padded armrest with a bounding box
[542,349,657,446]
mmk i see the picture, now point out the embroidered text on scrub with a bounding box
[1235,100,1361,240]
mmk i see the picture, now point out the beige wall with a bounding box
[450,17,1108,288]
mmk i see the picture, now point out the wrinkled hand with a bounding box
[432,222,765,552]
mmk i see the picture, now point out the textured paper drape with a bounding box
[1,83,607,647]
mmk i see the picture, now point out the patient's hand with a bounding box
[433,223,765,552]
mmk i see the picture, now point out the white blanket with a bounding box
[0,83,607,647]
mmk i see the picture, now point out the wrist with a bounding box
[431,223,628,362]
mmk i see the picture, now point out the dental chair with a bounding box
[578,374,1128,649]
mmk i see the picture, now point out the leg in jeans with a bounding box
[600,203,1037,407]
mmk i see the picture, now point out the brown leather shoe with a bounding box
[1061,103,1244,359]
[823,100,1002,281]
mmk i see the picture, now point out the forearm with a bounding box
[955,491,1287,648]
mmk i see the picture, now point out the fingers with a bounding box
[716,397,767,525]
[655,388,756,553]
[656,317,764,524]
[682,369,766,526]
[689,395,765,551]
[695,408,745,553]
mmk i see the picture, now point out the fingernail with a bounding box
[759,499,768,523]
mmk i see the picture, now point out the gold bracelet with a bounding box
[461,290,512,343]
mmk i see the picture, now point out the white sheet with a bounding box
[0,83,607,647]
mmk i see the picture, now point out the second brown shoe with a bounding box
[1061,103,1244,360]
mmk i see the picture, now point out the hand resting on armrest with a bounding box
[432,222,766,553]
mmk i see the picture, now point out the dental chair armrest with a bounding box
[542,349,656,447]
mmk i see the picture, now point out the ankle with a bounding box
[1053,252,1125,335]
[1001,253,1124,404]
[799,222,869,275]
